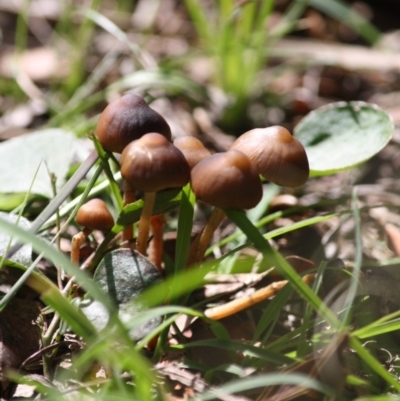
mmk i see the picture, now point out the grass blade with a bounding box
[199,372,335,400]
[225,209,337,325]
[309,0,380,44]
[0,261,96,339]
[175,184,196,273]
[0,215,112,312]
[349,336,400,391]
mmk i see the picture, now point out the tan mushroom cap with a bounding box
[96,94,171,154]
[120,133,190,193]
[190,150,262,210]
[76,198,114,232]
[173,136,212,170]
[230,126,309,187]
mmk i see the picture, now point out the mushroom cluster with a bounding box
[186,125,309,266]
[86,92,309,272]
[95,94,173,247]
[92,94,191,270]
[186,125,309,210]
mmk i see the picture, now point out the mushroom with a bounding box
[173,136,212,170]
[230,126,309,187]
[120,133,190,260]
[190,150,262,209]
[97,93,171,154]
[96,93,171,245]
[71,198,115,265]
[187,149,262,266]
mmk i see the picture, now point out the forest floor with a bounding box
[1,1,400,400]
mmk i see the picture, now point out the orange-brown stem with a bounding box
[187,207,226,267]
[136,192,156,255]
[148,214,165,272]
[205,274,315,320]
[122,181,136,247]
[71,227,93,265]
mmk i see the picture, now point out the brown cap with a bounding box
[190,150,262,209]
[76,198,114,232]
[173,136,212,170]
[96,94,171,153]
[120,133,190,192]
[231,126,309,187]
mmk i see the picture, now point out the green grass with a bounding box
[183,0,381,134]
[2,154,400,398]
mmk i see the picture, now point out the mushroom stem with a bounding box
[71,227,93,265]
[136,191,156,255]
[122,181,136,247]
[187,207,226,267]
[205,274,315,320]
[148,214,165,271]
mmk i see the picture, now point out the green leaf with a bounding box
[0,129,75,197]
[0,212,31,266]
[81,249,163,341]
[294,101,393,176]
[175,184,195,273]
[0,194,29,212]
[117,189,182,229]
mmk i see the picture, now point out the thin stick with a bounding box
[136,192,156,255]
[205,274,315,321]
[187,207,226,267]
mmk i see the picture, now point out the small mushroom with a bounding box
[190,150,262,210]
[97,93,171,154]
[188,150,262,266]
[120,133,190,259]
[96,93,172,245]
[173,136,212,170]
[71,198,114,265]
[230,126,309,187]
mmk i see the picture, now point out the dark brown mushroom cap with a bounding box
[76,198,114,232]
[230,126,309,187]
[96,94,171,154]
[173,136,212,170]
[190,150,262,210]
[120,133,190,192]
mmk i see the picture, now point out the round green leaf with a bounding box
[0,212,32,267]
[0,129,75,198]
[294,101,393,176]
[81,249,162,341]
